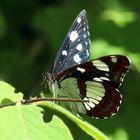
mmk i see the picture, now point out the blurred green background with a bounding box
[0,0,139,139]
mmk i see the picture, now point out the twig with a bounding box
[0,97,89,109]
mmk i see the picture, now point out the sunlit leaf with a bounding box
[0,104,73,140]
[0,81,23,104]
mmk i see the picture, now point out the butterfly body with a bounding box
[43,10,130,119]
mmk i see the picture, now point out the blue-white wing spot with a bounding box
[62,50,67,56]
[69,31,78,42]
[52,10,90,77]
[73,54,81,63]
[76,44,83,51]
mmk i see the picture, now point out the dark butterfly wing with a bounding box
[91,55,130,87]
[57,55,130,118]
[86,83,122,119]
[52,10,90,78]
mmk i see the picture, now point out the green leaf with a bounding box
[0,81,108,140]
[0,104,73,140]
[0,81,23,104]
[0,81,73,140]
[41,102,109,140]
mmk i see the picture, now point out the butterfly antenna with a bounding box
[29,78,43,98]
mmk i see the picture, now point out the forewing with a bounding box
[57,55,130,118]
[57,55,130,87]
[52,10,90,78]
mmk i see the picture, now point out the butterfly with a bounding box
[43,10,130,119]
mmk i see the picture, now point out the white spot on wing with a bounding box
[85,41,88,46]
[76,44,83,51]
[86,100,95,108]
[83,97,90,110]
[111,56,118,63]
[120,94,122,99]
[103,117,108,119]
[77,17,81,23]
[95,117,100,119]
[100,76,110,81]
[92,60,109,72]
[93,77,103,82]
[86,50,89,56]
[90,98,99,105]
[105,73,109,77]
[84,97,89,101]
[83,34,86,38]
[83,27,86,31]
[73,54,81,63]
[69,31,78,42]
[120,99,122,104]
[117,106,120,111]
[77,67,86,73]
[111,113,116,117]
[62,50,67,56]
[84,102,90,110]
